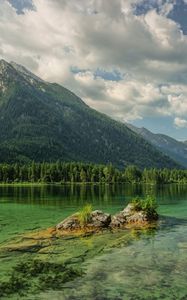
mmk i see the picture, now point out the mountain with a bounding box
[126,124,187,168]
[0,59,179,169]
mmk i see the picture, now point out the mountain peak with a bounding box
[10,61,44,83]
[0,59,18,90]
[0,60,180,168]
[0,59,45,92]
[0,59,9,65]
[0,59,12,72]
[0,59,7,65]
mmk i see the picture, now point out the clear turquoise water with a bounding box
[0,184,187,299]
[60,224,187,300]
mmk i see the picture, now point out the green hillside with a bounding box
[0,59,179,169]
[126,124,187,168]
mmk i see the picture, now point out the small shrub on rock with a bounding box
[132,196,158,220]
[78,204,92,226]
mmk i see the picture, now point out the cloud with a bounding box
[8,0,35,14]
[174,117,187,128]
[0,0,187,130]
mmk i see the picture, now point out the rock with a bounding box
[110,212,127,228]
[122,203,134,217]
[56,214,80,231]
[56,211,111,231]
[111,203,158,228]
[2,239,50,253]
[89,210,111,228]
[111,204,135,228]
[56,204,158,232]
[126,211,147,223]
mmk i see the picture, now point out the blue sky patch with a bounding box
[8,0,35,14]
[133,116,187,141]
[133,0,187,35]
[71,66,124,82]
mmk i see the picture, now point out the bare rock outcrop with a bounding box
[56,214,80,231]
[56,210,111,232]
[111,203,158,228]
[56,203,158,232]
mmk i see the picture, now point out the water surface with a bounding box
[0,184,187,299]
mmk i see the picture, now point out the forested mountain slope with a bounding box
[127,123,187,168]
[0,59,180,169]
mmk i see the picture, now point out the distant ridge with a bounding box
[0,59,180,169]
[126,123,187,168]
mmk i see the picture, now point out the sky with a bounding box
[0,0,187,140]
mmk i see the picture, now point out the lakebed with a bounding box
[0,184,187,299]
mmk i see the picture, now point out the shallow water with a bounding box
[0,184,187,299]
[59,223,187,300]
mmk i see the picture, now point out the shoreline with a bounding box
[0,182,186,187]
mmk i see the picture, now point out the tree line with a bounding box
[0,162,186,184]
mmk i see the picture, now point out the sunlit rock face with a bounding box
[111,203,158,228]
[56,210,111,232]
[89,210,111,228]
[56,214,80,231]
[111,204,146,227]
[56,204,158,233]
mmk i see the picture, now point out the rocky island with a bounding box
[56,196,158,234]
[0,196,159,298]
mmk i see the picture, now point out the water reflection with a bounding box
[0,184,186,207]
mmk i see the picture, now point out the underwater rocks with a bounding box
[0,259,83,298]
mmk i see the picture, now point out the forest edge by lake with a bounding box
[0,162,186,185]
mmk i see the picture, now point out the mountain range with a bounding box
[126,124,187,168]
[0,59,182,169]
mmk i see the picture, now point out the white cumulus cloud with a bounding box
[174,117,187,128]
[0,0,187,130]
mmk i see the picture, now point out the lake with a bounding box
[0,184,187,299]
